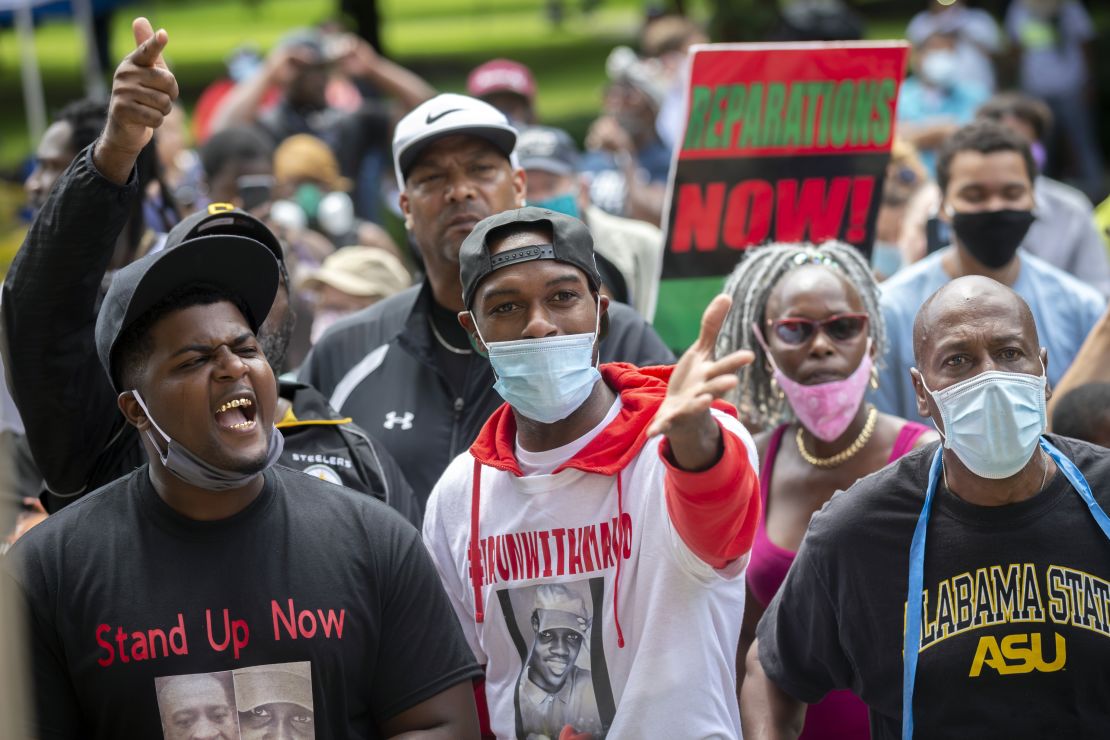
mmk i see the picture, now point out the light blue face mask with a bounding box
[527,192,580,220]
[919,363,1047,480]
[871,240,903,279]
[131,390,284,491]
[472,298,601,424]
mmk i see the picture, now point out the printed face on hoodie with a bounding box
[460,224,609,349]
[527,626,584,693]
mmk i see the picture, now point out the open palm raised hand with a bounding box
[648,295,753,469]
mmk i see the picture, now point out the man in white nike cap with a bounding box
[301,93,674,507]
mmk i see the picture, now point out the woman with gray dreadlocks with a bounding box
[723,241,937,740]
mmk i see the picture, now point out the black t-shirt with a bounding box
[4,465,481,739]
[757,435,1110,740]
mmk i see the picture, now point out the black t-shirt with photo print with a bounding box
[4,465,481,739]
[757,434,1110,740]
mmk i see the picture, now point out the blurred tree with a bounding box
[340,0,384,57]
[708,0,780,41]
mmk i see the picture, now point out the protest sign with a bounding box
[655,41,909,350]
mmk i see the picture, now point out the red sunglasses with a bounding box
[767,313,870,346]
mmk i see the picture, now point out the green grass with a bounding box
[0,0,911,170]
[0,0,673,268]
[0,0,655,167]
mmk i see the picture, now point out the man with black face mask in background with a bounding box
[874,120,1105,421]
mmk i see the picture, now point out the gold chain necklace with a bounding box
[795,406,878,468]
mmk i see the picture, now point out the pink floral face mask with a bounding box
[754,323,873,442]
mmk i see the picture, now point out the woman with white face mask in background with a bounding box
[895,30,990,177]
[719,241,938,740]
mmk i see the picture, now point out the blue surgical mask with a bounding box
[527,192,580,219]
[871,240,903,280]
[472,299,601,424]
[131,390,284,490]
[919,363,1047,479]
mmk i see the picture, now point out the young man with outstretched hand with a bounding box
[422,207,761,738]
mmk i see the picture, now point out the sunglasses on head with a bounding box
[767,313,869,346]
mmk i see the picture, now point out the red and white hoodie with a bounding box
[423,363,761,739]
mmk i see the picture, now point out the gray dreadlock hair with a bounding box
[716,240,886,430]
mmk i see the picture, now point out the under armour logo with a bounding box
[383,411,414,430]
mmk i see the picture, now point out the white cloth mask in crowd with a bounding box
[921,49,959,88]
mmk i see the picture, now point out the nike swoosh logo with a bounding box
[426,108,463,124]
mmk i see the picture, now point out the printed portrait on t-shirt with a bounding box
[232,661,315,739]
[498,578,614,739]
[155,662,316,739]
[155,670,238,740]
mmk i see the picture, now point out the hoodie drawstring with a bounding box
[470,458,484,623]
[614,470,626,648]
[470,457,626,646]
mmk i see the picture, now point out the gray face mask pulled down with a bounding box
[131,390,284,491]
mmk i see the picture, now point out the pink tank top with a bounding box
[747,420,930,740]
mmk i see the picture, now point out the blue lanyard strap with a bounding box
[901,447,942,740]
[901,438,1105,740]
[1041,438,1110,539]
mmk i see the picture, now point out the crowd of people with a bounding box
[2,1,1110,738]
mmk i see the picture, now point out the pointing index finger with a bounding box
[130,17,169,69]
[693,294,733,353]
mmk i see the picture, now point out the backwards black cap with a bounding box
[459,206,602,310]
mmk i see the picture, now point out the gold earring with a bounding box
[870,365,880,390]
[770,376,785,400]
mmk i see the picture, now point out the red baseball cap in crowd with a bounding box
[467,59,537,101]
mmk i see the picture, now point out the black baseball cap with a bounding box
[460,206,602,309]
[515,126,580,176]
[95,235,280,391]
[163,203,284,263]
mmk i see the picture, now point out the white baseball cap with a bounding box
[392,93,518,190]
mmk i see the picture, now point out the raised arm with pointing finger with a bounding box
[1,18,177,508]
[94,19,178,184]
[2,19,423,523]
